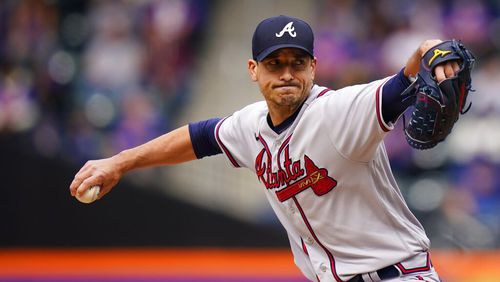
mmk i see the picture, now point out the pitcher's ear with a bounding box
[248,59,258,81]
[310,57,317,80]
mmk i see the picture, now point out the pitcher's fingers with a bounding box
[452,61,460,73]
[434,65,446,82]
[96,185,110,200]
[70,170,94,196]
[444,63,456,78]
[69,180,79,196]
[76,176,103,196]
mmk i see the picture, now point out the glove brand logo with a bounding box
[428,49,452,66]
[276,22,297,38]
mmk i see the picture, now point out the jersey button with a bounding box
[319,263,328,272]
[305,236,313,245]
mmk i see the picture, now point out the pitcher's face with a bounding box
[249,48,316,109]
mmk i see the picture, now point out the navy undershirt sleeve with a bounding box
[381,68,416,124]
[188,118,223,159]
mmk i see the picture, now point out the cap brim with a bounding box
[255,44,313,61]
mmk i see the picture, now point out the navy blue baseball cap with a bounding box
[252,15,314,61]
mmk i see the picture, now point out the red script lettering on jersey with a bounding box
[255,142,337,202]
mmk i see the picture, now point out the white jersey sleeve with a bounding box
[318,77,394,162]
[214,101,268,169]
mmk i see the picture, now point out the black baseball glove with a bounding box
[404,40,476,150]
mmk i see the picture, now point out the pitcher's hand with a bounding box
[69,156,124,200]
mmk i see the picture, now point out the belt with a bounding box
[347,264,400,282]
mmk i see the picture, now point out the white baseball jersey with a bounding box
[214,78,430,281]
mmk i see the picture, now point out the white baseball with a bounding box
[76,185,101,204]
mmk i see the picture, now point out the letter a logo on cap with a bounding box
[276,22,297,38]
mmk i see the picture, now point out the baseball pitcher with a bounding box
[69,15,475,282]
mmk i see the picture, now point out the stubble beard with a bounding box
[278,94,301,107]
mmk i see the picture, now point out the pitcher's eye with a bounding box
[264,59,282,71]
[292,59,307,70]
[269,59,280,65]
[294,59,305,65]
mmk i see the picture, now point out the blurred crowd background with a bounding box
[0,0,209,160]
[1,0,499,250]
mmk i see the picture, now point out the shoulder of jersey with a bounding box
[231,100,268,122]
[317,88,336,98]
[239,100,267,114]
[309,86,336,105]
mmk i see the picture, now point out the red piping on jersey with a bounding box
[317,88,331,98]
[301,237,309,256]
[292,197,342,282]
[395,252,431,275]
[215,117,240,167]
[276,134,293,170]
[258,133,272,160]
[375,79,391,132]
